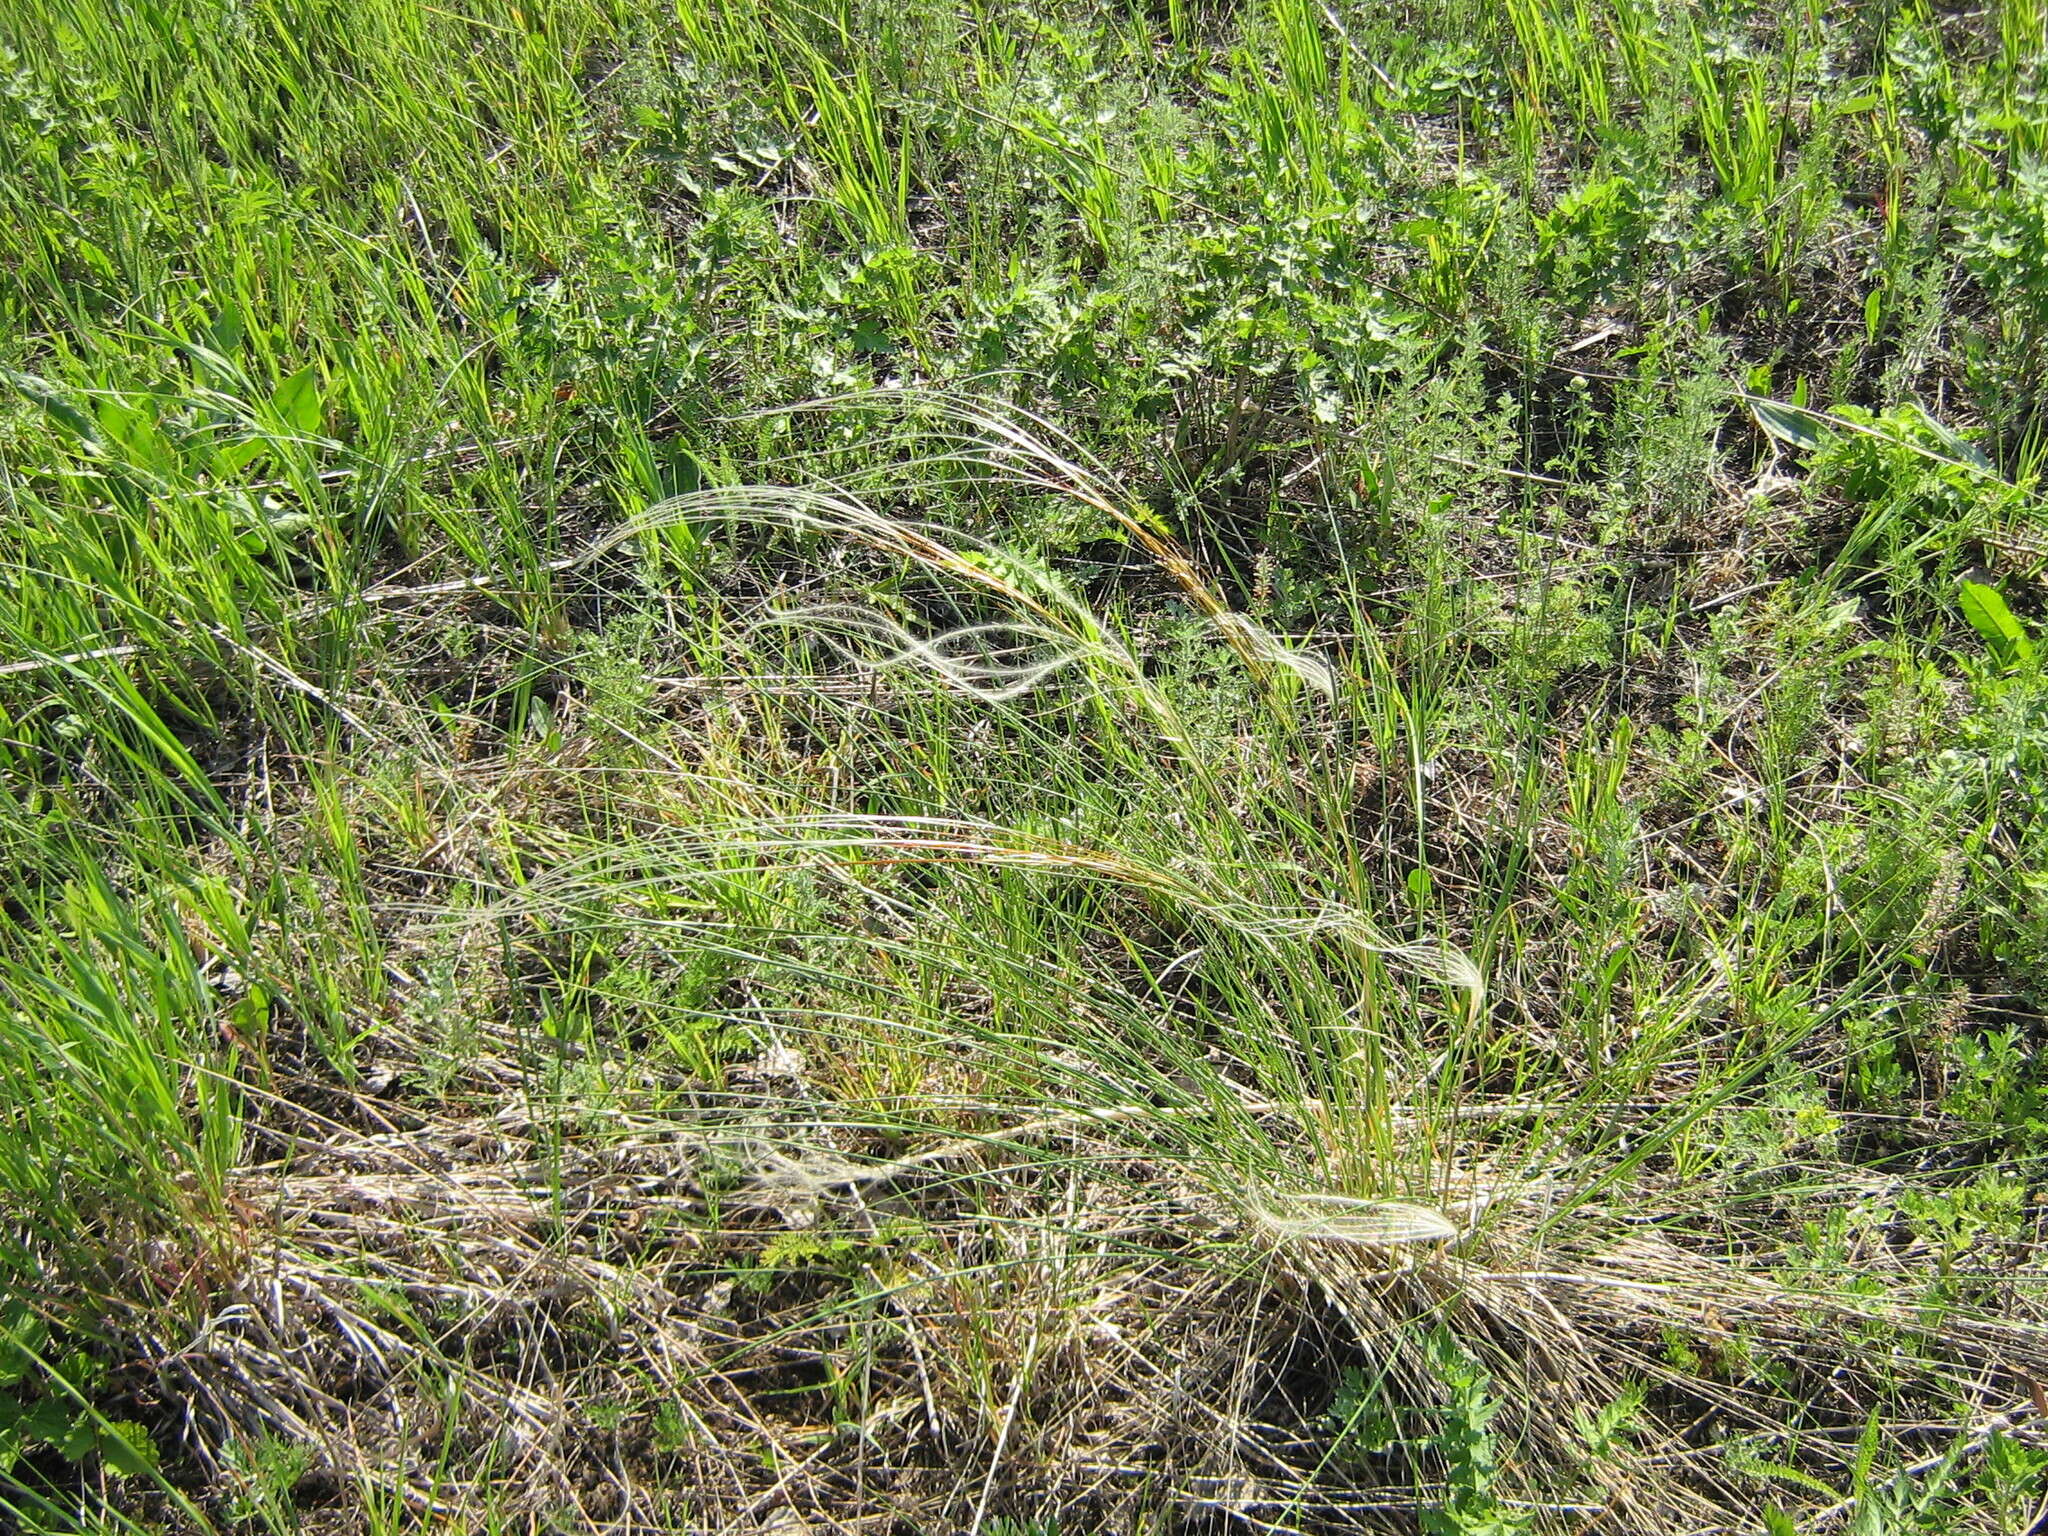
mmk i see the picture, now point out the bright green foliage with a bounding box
[1416,1331,1529,1536]
[2,0,2048,1530]
[1958,580,2036,672]
[0,1307,155,1480]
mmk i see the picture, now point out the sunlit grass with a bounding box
[4,0,2048,1529]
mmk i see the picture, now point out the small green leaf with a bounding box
[52,1408,99,1463]
[0,1305,48,1388]
[215,436,269,476]
[208,302,245,357]
[1959,580,2034,671]
[229,985,270,1042]
[269,365,323,435]
[1851,1407,1882,1494]
[95,1420,160,1478]
[1747,1459,1836,1497]
[1747,395,1822,451]
[19,1396,72,1449]
[60,1350,103,1392]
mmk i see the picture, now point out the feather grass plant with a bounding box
[7,0,2048,1526]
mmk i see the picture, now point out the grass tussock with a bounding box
[5,0,2048,1530]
